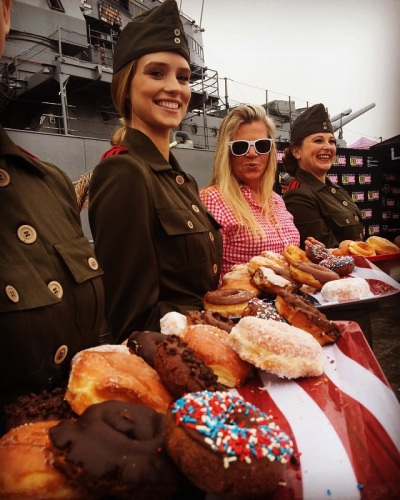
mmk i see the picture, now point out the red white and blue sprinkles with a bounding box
[171,391,294,468]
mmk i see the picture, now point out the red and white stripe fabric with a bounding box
[231,321,400,499]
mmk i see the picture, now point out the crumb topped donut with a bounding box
[203,288,256,316]
[165,391,294,498]
[49,400,188,499]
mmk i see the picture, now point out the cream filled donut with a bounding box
[321,277,371,302]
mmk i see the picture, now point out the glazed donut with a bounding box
[338,240,353,254]
[289,261,340,289]
[165,391,294,498]
[366,236,400,255]
[319,255,355,276]
[305,243,331,263]
[127,330,165,367]
[154,334,226,398]
[221,266,261,296]
[321,277,372,302]
[65,349,173,415]
[251,266,298,295]
[0,421,83,499]
[186,309,234,333]
[275,290,342,345]
[228,316,324,378]
[49,400,188,499]
[260,249,290,269]
[282,244,310,265]
[181,324,253,388]
[203,288,256,316]
[347,240,376,257]
[247,253,288,275]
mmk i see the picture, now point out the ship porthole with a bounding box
[190,124,198,135]
[210,127,218,137]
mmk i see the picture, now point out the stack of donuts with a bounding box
[333,236,400,257]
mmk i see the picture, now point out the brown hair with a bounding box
[110,60,136,145]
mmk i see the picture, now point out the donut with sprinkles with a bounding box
[165,391,294,497]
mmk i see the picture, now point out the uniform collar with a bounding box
[123,128,185,174]
[296,169,332,190]
[0,125,47,176]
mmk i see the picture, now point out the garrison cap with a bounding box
[290,103,334,143]
[113,0,190,73]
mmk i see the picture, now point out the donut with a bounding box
[160,311,187,336]
[4,387,76,432]
[347,240,376,257]
[282,244,310,265]
[65,349,173,415]
[242,298,286,322]
[154,334,226,398]
[203,288,256,316]
[228,316,324,377]
[221,267,261,296]
[127,330,165,367]
[305,243,331,263]
[0,421,83,498]
[247,253,288,275]
[251,266,299,295]
[260,249,290,269]
[366,236,400,255]
[338,240,353,254]
[321,277,372,302]
[275,290,342,345]
[165,391,294,498]
[289,261,340,289]
[181,324,253,387]
[186,309,234,333]
[49,400,189,499]
[318,255,355,276]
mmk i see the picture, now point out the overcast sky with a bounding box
[179,0,400,146]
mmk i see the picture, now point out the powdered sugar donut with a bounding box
[321,277,371,302]
[160,311,187,336]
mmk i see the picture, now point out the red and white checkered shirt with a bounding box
[200,186,300,277]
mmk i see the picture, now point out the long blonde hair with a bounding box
[203,104,277,239]
[110,59,137,145]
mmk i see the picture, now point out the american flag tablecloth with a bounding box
[234,321,400,499]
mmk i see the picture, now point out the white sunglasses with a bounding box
[229,138,273,156]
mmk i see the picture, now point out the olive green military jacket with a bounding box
[0,126,104,409]
[283,169,364,249]
[89,128,222,342]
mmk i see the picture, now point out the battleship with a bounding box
[1,0,375,191]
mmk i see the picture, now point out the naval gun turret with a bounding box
[331,103,376,146]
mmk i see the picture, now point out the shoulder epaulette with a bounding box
[100,145,129,160]
[287,179,301,190]
[16,145,38,159]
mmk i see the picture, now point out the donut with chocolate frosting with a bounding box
[186,309,234,333]
[49,400,189,499]
[154,334,226,398]
[127,330,165,367]
[203,288,255,316]
[289,261,340,289]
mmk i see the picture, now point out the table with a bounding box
[234,321,400,499]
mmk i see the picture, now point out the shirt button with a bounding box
[5,285,19,303]
[331,188,336,194]
[88,257,99,270]
[187,220,194,229]
[0,168,10,187]
[209,231,215,242]
[17,224,37,244]
[343,200,348,206]
[176,175,185,185]
[192,204,200,213]
[48,280,63,298]
[213,263,218,274]
[54,345,68,365]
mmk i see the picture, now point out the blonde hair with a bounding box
[110,60,136,145]
[203,104,277,239]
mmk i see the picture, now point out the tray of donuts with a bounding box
[1,309,329,500]
[335,235,400,262]
[212,242,400,311]
[2,313,399,499]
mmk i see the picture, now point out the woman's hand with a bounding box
[304,236,326,248]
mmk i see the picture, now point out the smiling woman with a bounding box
[282,103,364,249]
[88,0,222,342]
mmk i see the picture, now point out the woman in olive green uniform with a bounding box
[0,0,104,432]
[89,0,222,342]
[282,103,364,249]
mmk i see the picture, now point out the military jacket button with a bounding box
[174,28,181,36]
[48,280,63,298]
[343,200,348,206]
[213,263,218,274]
[54,345,68,365]
[174,37,181,44]
[192,204,200,213]
[88,257,99,270]
[345,218,350,224]
[209,231,214,242]
[5,285,19,303]
[176,175,185,185]
[187,220,194,229]
[331,188,336,194]
[0,168,10,187]
[354,215,359,221]
[17,224,37,244]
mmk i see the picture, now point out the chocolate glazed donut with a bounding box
[49,400,189,499]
